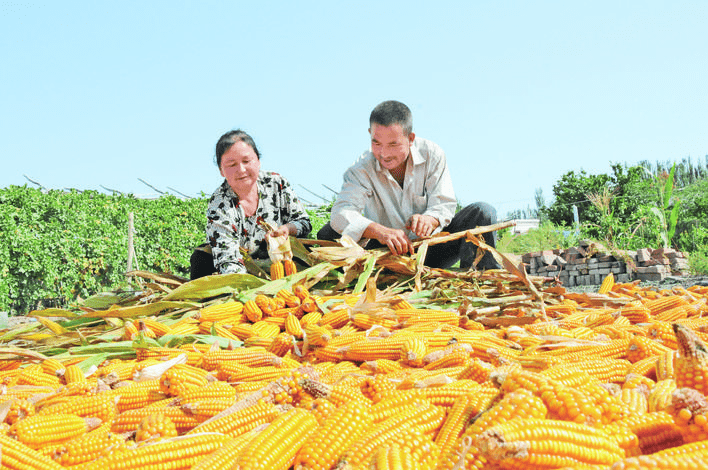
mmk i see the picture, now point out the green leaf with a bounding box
[353,255,378,294]
[159,334,241,348]
[162,273,266,301]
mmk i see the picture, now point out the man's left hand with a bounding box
[406,214,439,238]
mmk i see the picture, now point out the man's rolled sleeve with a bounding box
[330,167,374,242]
[420,146,456,230]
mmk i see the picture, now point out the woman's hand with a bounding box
[266,224,294,240]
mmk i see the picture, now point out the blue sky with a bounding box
[2,1,707,218]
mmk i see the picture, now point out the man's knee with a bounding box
[316,222,341,242]
[447,202,497,231]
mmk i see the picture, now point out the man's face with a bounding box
[369,123,415,173]
[219,140,261,194]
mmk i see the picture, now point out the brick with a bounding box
[616,273,631,283]
[635,265,668,274]
[636,248,652,263]
[636,272,665,282]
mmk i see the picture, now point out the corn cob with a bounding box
[270,260,285,280]
[38,393,117,423]
[9,413,100,449]
[598,272,615,294]
[188,401,280,436]
[283,258,297,276]
[244,299,264,322]
[134,412,179,441]
[614,411,684,454]
[233,407,318,470]
[197,300,244,322]
[79,432,231,470]
[339,402,444,468]
[50,423,128,466]
[200,348,280,371]
[673,322,708,396]
[159,363,211,396]
[190,428,260,470]
[477,418,625,468]
[0,433,65,470]
[295,399,372,470]
[112,406,200,434]
[648,379,677,412]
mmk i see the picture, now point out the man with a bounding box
[317,100,500,270]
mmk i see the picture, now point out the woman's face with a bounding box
[219,140,261,194]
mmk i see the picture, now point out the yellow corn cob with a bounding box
[200,348,280,371]
[230,322,256,339]
[498,368,603,425]
[370,391,423,423]
[109,379,167,412]
[180,398,235,421]
[244,299,264,322]
[9,413,99,449]
[111,406,201,434]
[189,401,280,436]
[645,296,689,316]
[50,423,128,467]
[197,300,244,322]
[40,358,66,376]
[283,258,297,276]
[673,323,708,396]
[656,350,677,381]
[620,387,649,414]
[437,388,548,470]
[16,364,63,387]
[4,398,35,425]
[218,363,290,383]
[477,418,625,468]
[299,377,370,406]
[252,320,281,338]
[38,393,117,423]
[648,321,679,349]
[360,374,397,403]
[141,318,173,337]
[267,332,295,356]
[190,428,260,470]
[433,394,480,466]
[254,294,276,315]
[79,432,231,470]
[0,433,65,470]
[270,260,285,280]
[648,379,677,412]
[628,335,673,363]
[276,289,301,309]
[300,295,320,313]
[233,407,318,470]
[300,310,323,328]
[295,400,373,470]
[285,313,304,339]
[135,347,203,366]
[292,284,310,301]
[62,364,87,384]
[134,412,178,442]
[598,272,615,294]
[340,402,444,467]
[614,411,684,455]
[159,363,211,396]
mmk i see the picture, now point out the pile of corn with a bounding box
[2,275,708,469]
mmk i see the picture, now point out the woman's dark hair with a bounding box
[215,129,261,167]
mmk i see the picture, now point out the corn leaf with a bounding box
[163,273,266,301]
[81,301,198,318]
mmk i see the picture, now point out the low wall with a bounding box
[521,241,691,287]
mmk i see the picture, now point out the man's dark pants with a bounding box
[316,202,500,270]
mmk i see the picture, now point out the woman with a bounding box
[190,129,311,279]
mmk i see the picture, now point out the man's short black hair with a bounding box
[369,100,413,135]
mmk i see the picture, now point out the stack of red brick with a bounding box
[521,241,691,287]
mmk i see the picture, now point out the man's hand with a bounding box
[406,214,439,238]
[364,223,414,256]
